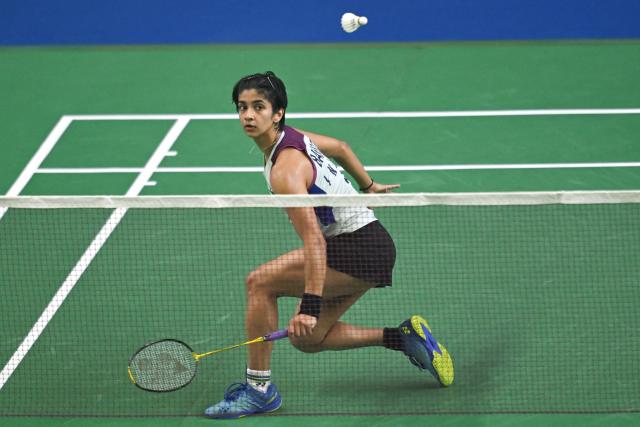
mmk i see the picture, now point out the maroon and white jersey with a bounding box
[264,126,376,237]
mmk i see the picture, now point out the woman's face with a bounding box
[237,89,283,139]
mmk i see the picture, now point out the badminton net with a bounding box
[0,191,639,416]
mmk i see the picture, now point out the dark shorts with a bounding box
[326,220,396,287]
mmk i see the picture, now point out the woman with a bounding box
[204,72,453,419]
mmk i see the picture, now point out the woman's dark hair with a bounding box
[232,71,288,130]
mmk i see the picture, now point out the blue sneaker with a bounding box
[204,382,282,419]
[399,315,454,386]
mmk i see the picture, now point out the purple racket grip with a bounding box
[263,328,289,342]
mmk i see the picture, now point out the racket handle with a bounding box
[263,328,289,342]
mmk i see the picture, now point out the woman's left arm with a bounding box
[296,128,400,193]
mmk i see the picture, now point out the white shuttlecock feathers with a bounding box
[341,13,368,33]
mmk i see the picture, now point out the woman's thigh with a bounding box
[247,248,375,299]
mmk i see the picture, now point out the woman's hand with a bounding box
[365,181,400,193]
[288,313,317,337]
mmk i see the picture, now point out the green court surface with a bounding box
[1,41,640,427]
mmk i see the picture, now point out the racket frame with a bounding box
[127,338,198,393]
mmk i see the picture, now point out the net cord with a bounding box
[1,190,639,209]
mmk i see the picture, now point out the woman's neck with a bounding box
[256,128,282,156]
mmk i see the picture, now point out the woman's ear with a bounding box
[273,108,285,126]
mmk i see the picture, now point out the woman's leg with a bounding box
[244,248,381,369]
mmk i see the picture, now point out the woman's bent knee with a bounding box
[245,269,270,295]
[289,334,324,354]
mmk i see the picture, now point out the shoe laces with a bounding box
[223,383,251,402]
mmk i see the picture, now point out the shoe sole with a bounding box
[236,401,282,419]
[410,315,454,386]
[205,395,282,419]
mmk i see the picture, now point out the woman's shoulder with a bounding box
[272,127,308,163]
[282,126,306,145]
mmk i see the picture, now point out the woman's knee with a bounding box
[289,333,325,354]
[245,269,271,298]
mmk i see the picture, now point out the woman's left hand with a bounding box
[366,182,400,193]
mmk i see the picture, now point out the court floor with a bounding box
[1,40,639,426]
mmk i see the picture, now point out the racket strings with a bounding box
[129,340,198,392]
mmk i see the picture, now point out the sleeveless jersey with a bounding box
[264,126,376,237]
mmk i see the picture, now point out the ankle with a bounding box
[246,368,271,393]
[383,327,405,351]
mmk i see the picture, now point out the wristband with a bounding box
[299,293,322,319]
[359,178,374,192]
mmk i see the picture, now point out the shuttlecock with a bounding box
[341,12,368,33]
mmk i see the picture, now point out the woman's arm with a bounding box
[270,148,325,336]
[296,128,400,193]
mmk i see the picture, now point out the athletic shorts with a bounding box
[326,220,396,287]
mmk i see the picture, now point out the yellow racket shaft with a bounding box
[193,336,267,362]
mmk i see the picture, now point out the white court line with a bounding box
[36,167,143,174]
[123,118,190,196]
[66,108,640,121]
[35,162,640,175]
[0,118,190,391]
[64,108,640,121]
[0,117,73,221]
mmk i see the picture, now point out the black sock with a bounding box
[383,327,405,351]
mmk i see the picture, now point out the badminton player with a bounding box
[204,72,453,418]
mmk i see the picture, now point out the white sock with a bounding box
[246,368,271,393]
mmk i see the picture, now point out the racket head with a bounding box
[128,339,198,392]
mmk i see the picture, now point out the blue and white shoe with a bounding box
[400,315,454,386]
[204,382,282,419]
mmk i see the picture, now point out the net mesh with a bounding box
[0,192,639,416]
